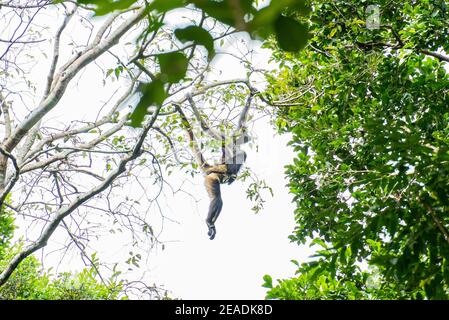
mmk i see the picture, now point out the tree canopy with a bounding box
[263,0,449,299]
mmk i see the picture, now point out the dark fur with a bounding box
[205,175,222,240]
[204,151,246,240]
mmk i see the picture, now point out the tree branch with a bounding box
[20,116,128,173]
[20,81,136,165]
[0,146,20,208]
[0,103,161,287]
[174,104,210,171]
[1,7,147,153]
[45,7,76,97]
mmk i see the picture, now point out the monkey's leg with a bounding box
[204,164,227,175]
[205,174,223,240]
[206,196,223,240]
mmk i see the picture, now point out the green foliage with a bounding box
[0,197,14,258]
[0,253,123,300]
[264,0,449,299]
[78,0,136,16]
[149,0,187,13]
[274,15,309,52]
[158,52,189,83]
[0,204,124,300]
[174,26,215,60]
[264,261,405,299]
[190,0,253,26]
[129,79,167,127]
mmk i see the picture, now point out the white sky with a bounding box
[140,35,315,300]
[2,4,315,300]
[144,122,314,300]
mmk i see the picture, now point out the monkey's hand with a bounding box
[226,175,236,185]
[207,225,216,240]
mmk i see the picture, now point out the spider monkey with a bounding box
[203,133,249,240]
[174,98,252,240]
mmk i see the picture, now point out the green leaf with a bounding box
[114,66,123,79]
[274,15,309,52]
[149,0,186,12]
[262,274,273,288]
[130,80,167,127]
[290,0,312,16]
[106,69,114,77]
[190,0,254,27]
[310,238,328,249]
[248,0,310,38]
[190,0,234,26]
[78,0,135,16]
[157,52,189,83]
[174,26,215,60]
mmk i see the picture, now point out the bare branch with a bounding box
[45,7,76,97]
[0,3,45,60]
[0,146,20,206]
[153,126,187,165]
[0,94,12,139]
[20,116,128,173]
[420,49,449,63]
[187,95,223,140]
[0,103,162,287]
[21,81,136,165]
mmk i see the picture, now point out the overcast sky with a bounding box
[144,119,314,300]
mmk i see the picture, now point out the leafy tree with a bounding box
[264,0,449,299]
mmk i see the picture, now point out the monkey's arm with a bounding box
[188,95,224,141]
[205,173,223,240]
[174,103,210,172]
[235,93,253,132]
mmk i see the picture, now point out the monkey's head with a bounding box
[234,150,247,165]
[235,131,251,146]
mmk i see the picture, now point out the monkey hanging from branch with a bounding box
[174,92,253,240]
